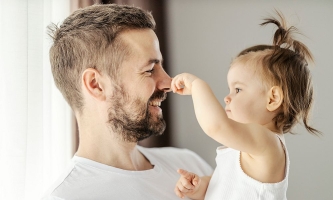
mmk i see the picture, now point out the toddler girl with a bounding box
[172,11,320,200]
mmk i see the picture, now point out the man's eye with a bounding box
[146,69,154,73]
[236,88,241,93]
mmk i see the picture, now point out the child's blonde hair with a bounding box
[232,11,320,135]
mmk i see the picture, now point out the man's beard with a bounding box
[107,87,167,142]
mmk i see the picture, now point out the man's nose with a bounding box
[157,69,172,92]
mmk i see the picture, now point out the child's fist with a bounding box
[171,73,199,95]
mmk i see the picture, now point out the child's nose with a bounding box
[224,96,231,104]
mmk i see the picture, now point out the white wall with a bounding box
[166,0,333,199]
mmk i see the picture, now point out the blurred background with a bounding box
[1,0,332,199]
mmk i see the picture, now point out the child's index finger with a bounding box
[177,169,192,179]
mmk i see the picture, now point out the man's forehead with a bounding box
[118,29,158,46]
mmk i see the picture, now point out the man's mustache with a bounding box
[149,90,167,102]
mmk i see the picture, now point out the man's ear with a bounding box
[82,68,106,101]
[266,86,283,112]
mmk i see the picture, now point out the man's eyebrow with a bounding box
[148,58,163,65]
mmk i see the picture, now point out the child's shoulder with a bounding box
[241,133,288,183]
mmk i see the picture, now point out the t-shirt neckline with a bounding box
[72,146,162,178]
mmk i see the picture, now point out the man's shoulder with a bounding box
[41,161,76,200]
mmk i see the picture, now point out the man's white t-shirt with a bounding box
[42,146,213,200]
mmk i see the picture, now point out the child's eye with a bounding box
[235,88,241,93]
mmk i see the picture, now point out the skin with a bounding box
[75,28,171,171]
[172,62,286,199]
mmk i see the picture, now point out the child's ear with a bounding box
[82,68,106,101]
[266,86,283,112]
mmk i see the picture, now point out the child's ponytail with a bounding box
[260,11,314,64]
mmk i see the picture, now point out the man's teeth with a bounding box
[149,101,161,106]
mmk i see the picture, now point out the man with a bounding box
[42,4,212,200]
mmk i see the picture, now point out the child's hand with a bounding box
[171,73,199,95]
[174,169,201,199]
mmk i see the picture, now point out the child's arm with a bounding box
[171,73,279,156]
[174,169,211,200]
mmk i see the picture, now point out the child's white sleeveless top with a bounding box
[205,134,289,200]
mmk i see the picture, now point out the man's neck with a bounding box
[76,134,153,171]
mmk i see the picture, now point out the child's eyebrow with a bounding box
[230,81,246,86]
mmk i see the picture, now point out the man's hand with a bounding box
[174,169,201,199]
